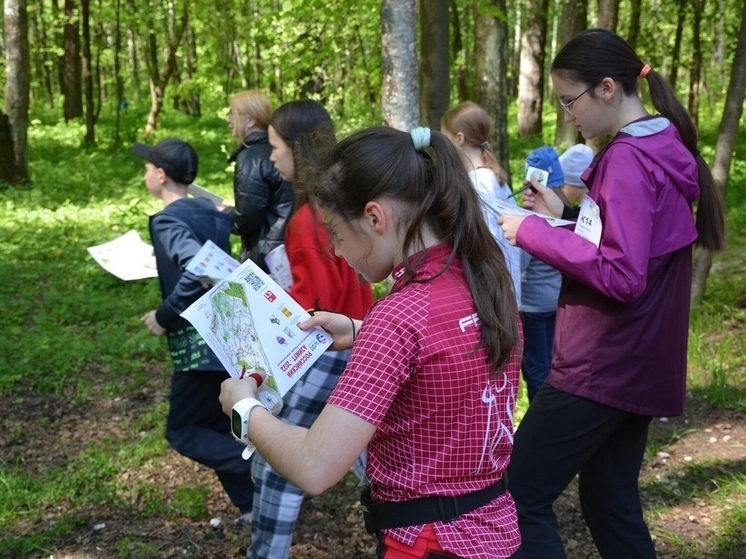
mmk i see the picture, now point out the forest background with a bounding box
[1,0,746,558]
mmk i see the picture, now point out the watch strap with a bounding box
[231,397,265,445]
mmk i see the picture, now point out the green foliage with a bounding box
[0,517,86,557]
[685,122,746,409]
[170,485,211,519]
[372,281,389,300]
[2,74,746,556]
[116,539,163,559]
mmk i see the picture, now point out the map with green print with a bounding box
[181,254,332,396]
[208,281,273,387]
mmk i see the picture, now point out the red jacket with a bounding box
[285,203,373,320]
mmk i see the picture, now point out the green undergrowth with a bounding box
[1,100,745,558]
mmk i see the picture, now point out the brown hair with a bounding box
[270,99,335,211]
[441,102,509,185]
[552,29,725,251]
[310,127,519,374]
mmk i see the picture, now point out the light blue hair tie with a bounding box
[410,127,431,151]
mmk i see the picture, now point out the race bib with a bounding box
[574,195,602,247]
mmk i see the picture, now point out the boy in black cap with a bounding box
[133,138,254,525]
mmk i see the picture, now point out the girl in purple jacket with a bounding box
[500,29,725,559]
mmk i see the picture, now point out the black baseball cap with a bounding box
[132,138,198,185]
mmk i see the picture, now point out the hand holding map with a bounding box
[478,193,575,227]
[181,257,332,397]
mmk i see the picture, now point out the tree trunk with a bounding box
[691,0,746,304]
[2,0,31,184]
[687,0,704,127]
[419,0,449,130]
[81,0,95,143]
[185,26,200,116]
[94,19,104,121]
[173,26,200,116]
[555,0,587,148]
[53,0,64,97]
[517,0,549,137]
[712,0,727,98]
[670,0,687,90]
[596,0,619,32]
[381,0,419,130]
[232,41,245,91]
[474,0,510,182]
[511,3,522,96]
[690,248,713,306]
[626,0,642,47]
[450,0,468,102]
[128,28,139,100]
[143,8,189,138]
[30,1,55,107]
[113,0,123,148]
[63,0,83,121]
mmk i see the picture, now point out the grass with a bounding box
[644,459,746,558]
[1,98,746,557]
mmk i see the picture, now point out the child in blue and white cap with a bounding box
[520,145,565,401]
[559,143,594,205]
[525,145,570,205]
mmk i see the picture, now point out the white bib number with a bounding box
[574,195,603,248]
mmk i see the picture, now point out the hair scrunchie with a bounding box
[410,127,431,151]
[639,64,651,79]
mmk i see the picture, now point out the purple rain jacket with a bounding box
[515,117,699,417]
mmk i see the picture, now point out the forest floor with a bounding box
[2,367,745,559]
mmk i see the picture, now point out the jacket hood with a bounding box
[613,117,699,203]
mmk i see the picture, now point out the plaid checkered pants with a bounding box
[248,349,367,559]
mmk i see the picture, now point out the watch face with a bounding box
[231,408,244,440]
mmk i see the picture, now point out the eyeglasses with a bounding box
[559,85,594,117]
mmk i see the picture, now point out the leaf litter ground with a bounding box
[1,363,745,559]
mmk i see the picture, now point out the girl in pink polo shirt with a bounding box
[221,126,524,559]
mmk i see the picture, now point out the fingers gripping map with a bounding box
[182,249,332,397]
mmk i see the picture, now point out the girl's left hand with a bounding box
[220,375,263,416]
[498,215,528,246]
[298,311,357,351]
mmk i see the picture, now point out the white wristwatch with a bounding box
[231,397,266,446]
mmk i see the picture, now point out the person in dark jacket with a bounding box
[133,138,255,526]
[225,90,293,268]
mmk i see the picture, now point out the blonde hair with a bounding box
[441,101,508,185]
[230,90,273,134]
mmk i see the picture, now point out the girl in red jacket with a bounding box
[246,99,373,559]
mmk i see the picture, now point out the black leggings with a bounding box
[508,385,655,559]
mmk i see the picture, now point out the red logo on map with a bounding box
[264,290,277,302]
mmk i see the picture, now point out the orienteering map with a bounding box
[182,257,332,396]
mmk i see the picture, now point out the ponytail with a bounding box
[441,102,510,187]
[422,132,519,374]
[481,145,509,185]
[645,70,725,251]
[311,127,519,374]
